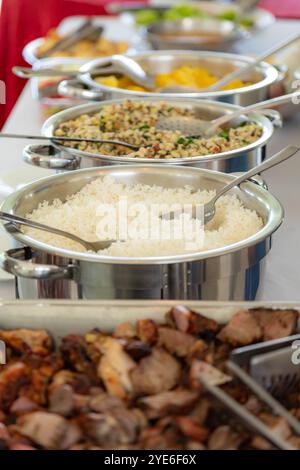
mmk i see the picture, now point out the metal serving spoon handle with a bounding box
[204,145,300,224]
[0,133,139,150]
[207,93,299,134]
[205,32,300,92]
[0,211,116,252]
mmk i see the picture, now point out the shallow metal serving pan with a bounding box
[23,97,275,174]
[0,165,283,301]
[145,18,248,52]
[0,300,299,339]
[57,51,279,108]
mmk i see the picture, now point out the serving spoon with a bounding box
[0,211,117,252]
[163,145,299,224]
[0,133,140,151]
[156,93,299,137]
[202,33,300,93]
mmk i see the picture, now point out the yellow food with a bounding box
[95,65,252,92]
[37,29,128,58]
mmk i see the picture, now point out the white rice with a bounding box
[25,176,263,257]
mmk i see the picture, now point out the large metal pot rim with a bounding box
[79,50,279,98]
[1,165,283,265]
[42,97,273,164]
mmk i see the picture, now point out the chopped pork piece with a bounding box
[166,305,219,336]
[0,329,53,356]
[17,412,76,449]
[114,322,136,339]
[189,360,232,389]
[97,336,136,399]
[218,310,262,346]
[124,340,152,360]
[157,327,196,357]
[251,309,298,340]
[208,425,243,450]
[130,348,181,396]
[0,362,31,411]
[49,384,75,416]
[139,389,199,419]
[136,319,158,344]
[60,334,96,379]
[88,392,124,413]
[10,397,40,416]
[174,416,209,443]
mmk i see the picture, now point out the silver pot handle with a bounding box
[0,247,75,280]
[23,144,80,170]
[58,79,104,101]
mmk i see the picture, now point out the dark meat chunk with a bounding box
[97,336,136,400]
[251,308,298,341]
[0,362,31,411]
[79,408,139,446]
[208,425,243,450]
[218,310,262,346]
[17,411,81,450]
[49,369,94,395]
[139,389,199,419]
[124,340,152,360]
[157,327,196,357]
[0,329,53,356]
[60,334,96,379]
[131,348,181,396]
[166,305,219,337]
[136,319,158,344]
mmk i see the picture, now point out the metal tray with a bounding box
[0,300,299,341]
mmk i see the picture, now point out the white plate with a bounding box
[0,165,53,281]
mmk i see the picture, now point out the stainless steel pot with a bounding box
[145,18,248,52]
[0,165,283,301]
[23,97,275,174]
[57,51,279,107]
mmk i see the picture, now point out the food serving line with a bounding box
[0,16,300,301]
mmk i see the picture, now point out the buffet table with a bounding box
[0,17,300,301]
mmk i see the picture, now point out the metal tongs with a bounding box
[198,334,300,450]
[36,20,104,59]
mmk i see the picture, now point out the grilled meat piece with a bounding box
[17,411,80,450]
[0,362,31,411]
[157,327,196,357]
[124,340,152,360]
[114,322,136,339]
[251,308,298,340]
[131,348,181,396]
[208,425,243,450]
[10,397,40,416]
[0,329,53,356]
[139,389,199,419]
[49,369,94,395]
[136,319,158,344]
[97,336,136,400]
[60,334,96,379]
[166,305,219,337]
[189,359,232,389]
[49,385,75,417]
[88,392,124,413]
[218,310,262,346]
[79,408,139,446]
[174,416,209,443]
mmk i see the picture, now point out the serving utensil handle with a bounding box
[0,247,75,280]
[206,33,300,91]
[211,92,299,130]
[211,145,300,203]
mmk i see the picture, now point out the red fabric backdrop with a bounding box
[0,0,143,128]
[258,0,300,19]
